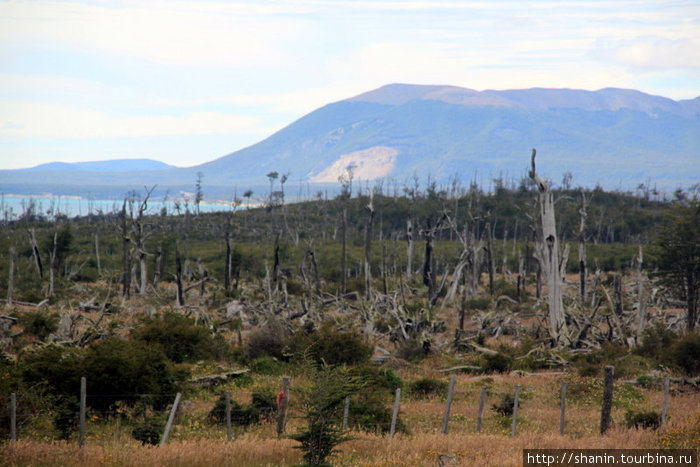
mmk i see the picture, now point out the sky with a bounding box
[0,0,698,170]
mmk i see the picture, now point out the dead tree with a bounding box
[94,233,101,277]
[485,222,495,296]
[121,199,131,299]
[341,207,347,294]
[406,218,414,280]
[635,245,647,344]
[7,246,16,305]
[48,231,58,297]
[175,243,184,306]
[364,190,375,300]
[224,216,232,291]
[153,242,162,289]
[28,229,43,278]
[132,187,155,296]
[578,191,589,305]
[528,149,566,341]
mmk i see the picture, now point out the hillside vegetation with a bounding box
[1,179,698,466]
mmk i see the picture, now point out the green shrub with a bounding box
[53,396,80,440]
[250,356,284,375]
[132,416,165,445]
[251,390,277,422]
[18,310,59,341]
[625,410,660,430]
[466,297,492,311]
[635,323,677,360]
[492,394,515,417]
[347,397,407,434]
[247,321,288,360]
[288,327,373,366]
[81,338,182,414]
[208,395,259,427]
[409,378,448,399]
[670,333,700,376]
[396,338,428,362]
[132,311,229,363]
[482,353,512,374]
[349,367,402,393]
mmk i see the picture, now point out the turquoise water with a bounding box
[0,195,234,220]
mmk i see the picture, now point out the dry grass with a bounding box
[3,371,698,467]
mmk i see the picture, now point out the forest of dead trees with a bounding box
[1,153,699,461]
[1,153,697,357]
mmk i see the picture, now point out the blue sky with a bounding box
[1,0,698,169]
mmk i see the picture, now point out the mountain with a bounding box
[29,159,176,172]
[1,84,698,199]
[196,84,700,188]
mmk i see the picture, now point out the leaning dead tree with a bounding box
[528,149,567,341]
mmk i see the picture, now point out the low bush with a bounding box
[17,310,59,342]
[408,378,448,399]
[132,416,165,445]
[670,333,700,376]
[132,312,229,363]
[625,410,660,430]
[247,321,288,360]
[492,394,516,417]
[482,353,513,374]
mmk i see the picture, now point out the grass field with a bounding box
[3,372,698,466]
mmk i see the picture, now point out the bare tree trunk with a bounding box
[121,199,131,299]
[224,220,232,291]
[485,222,494,296]
[7,246,16,305]
[175,244,184,306]
[635,245,647,344]
[406,218,413,280]
[529,149,566,340]
[197,258,208,298]
[341,207,347,294]
[578,192,589,305]
[382,241,388,295]
[48,232,58,297]
[153,242,162,288]
[364,191,375,300]
[28,229,43,278]
[94,233,101,277]
[308,249,321,295]
[423,229,434,295]
[613,274,623,316]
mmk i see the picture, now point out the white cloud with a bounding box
[0,101,264,138]
[0,1,301,68]
[594,37,700,70]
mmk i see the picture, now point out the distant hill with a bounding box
[29,159,176,172]
[196,84,700,189]
[0,84,698,199]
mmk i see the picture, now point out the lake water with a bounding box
[0,195,235,221]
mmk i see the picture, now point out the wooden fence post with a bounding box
[661,376,669,428]
[276,376,290,438]
[225,391,232,442]
[390,388,401,437]
[560,381,567,435]
[79,377,86,448]
[510,385,520,437]
[600,365,614,434]
[10,392,16,443]
[476,386,486,433]
[342,396,350,430]
[160,392,182,446]
[442,374,456,434]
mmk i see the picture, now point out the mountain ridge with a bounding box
[1,84,698,198]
